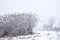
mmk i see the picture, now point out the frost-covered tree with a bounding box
[0,13,38,37]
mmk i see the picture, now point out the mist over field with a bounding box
[0,0,60,40]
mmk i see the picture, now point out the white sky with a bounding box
[0,0,60,22]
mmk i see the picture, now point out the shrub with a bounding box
[0,13,38,37]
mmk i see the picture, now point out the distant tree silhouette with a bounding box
[43,17,55,30]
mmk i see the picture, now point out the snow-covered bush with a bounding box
[0,13,38,37]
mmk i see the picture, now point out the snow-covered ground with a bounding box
[0,30,60,40]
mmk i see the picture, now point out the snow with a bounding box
[0,31,60,40]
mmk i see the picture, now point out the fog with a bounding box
[0,0,60,27]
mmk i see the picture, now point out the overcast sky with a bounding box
[0,0,60,22]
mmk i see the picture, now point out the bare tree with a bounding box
[48,17,55,28]
[43,17,55,30]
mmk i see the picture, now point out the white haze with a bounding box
[0,0,60,28]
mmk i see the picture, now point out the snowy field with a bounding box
[0,31,60,40]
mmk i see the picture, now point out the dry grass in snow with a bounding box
[0,31,60,40]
